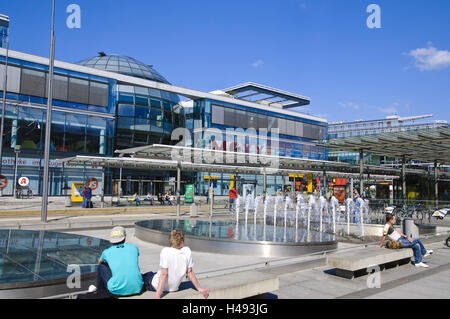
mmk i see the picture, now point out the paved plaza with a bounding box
[0,197,449,300]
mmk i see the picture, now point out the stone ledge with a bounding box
[127,270,279,299]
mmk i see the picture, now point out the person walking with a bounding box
[378,213,433,268]
[85,186,93,208]
[151,230,209,299]
[229,187,238,213]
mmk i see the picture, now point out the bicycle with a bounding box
[446,236,450,248]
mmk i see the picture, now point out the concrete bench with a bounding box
[128,270,279,299]
[326,247,413,279]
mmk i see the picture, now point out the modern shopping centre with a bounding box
[0,46,332,198]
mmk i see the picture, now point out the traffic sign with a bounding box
[88,177,98,190]
[0,175,7,190]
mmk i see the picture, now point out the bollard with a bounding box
[402,218,419,239]
[190,203,198,217]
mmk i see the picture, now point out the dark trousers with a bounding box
[96,263,156,297]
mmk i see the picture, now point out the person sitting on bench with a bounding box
[378,213,433,268]
[151,230,209,299]
[85,226,153,298]
[144,192,153,205]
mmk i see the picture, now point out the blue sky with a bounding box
[1,0,449,123]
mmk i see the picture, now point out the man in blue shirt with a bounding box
[94,226,144,297]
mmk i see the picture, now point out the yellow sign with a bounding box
[307,173,313,193]
[203,176,218,180]
[71,182,85,202]
[230,174,234,189]
[288,174,304,178]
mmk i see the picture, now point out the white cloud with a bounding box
[251,59,263,68]
[408,45,450,71]
[338,102,360,110]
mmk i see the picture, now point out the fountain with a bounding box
[330,196,339,235]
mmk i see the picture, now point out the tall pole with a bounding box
[359,149,364,197]
[401,155,406,202]
[41,0,56,223]
[434,160,439,208]
[0,14,10,197]
[176,162,181,217]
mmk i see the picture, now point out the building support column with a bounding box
[176,162,181,217]
[434,160,439,208]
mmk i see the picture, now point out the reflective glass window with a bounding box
[0,65,21,93]
[258,114,268,129]
[118,92,134,104]
[234,109,245,128]
[118,104,135,117]
[224,108,235,127]
[135,118,150,131]
[117,117,135,130]
[287,120,296,136]
[51,111,66,152]
[86,116,106,154]
[89,81,108,107]
[68,77,89,104]
[52,75,68,101]
[150,99,161,108]
[295,122,303,137]
[150,107,163,122]
[117,85,134,93]
[65,113,86,153]
[247,112,258,129]
[135,105,150,119]
[278,118,286,135]
[21,68,46,97]
[135,94,149,106]
[17,106,44,150]
[211,105,224,125]
[268,116,278,131]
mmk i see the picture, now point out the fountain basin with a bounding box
[135,219,337,258]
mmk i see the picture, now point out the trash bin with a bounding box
[65,195,72,207]
[190,203,198,217]
[402,218,419,239]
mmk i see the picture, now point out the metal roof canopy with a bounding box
[56,155,399,181]
[326,126,450,165]
[223,82,310,109]
[113,143,439,176]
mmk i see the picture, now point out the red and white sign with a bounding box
[18,177,30,187]
[0,175,7,190]
[88,177,98,190]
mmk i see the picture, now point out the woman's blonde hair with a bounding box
[169,229,184,248]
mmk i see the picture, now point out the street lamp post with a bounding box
[41,0,56,223]
[0,14,10,197]
[13,145,21,198]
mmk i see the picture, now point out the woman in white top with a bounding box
[152,229,209,299]
[378,213,432,268]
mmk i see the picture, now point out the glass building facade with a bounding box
[0,51,185,196]
[0,15,7,49]
[0,49,326,198]
[186,98,328,196]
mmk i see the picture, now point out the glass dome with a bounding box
[77,54,171,84]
